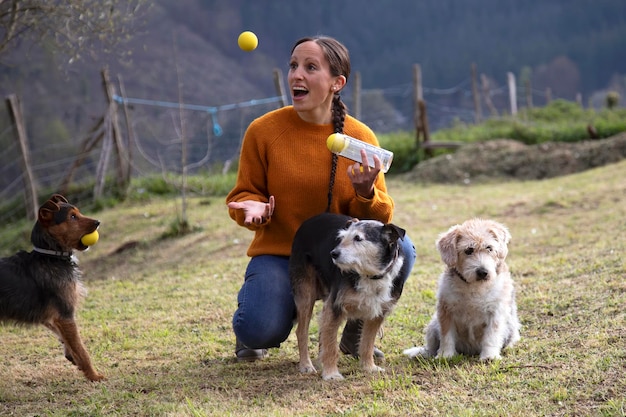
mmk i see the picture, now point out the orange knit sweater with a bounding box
[226,106,395,257]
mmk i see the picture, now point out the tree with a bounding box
[533,56,582,101]
[0,0,148,62]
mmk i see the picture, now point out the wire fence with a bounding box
[0,75,564,225]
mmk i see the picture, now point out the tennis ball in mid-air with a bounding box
[81,230,99,246]
[326,133,349,153]
[238,31,258,51]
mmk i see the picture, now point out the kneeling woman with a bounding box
[225,35,416,361]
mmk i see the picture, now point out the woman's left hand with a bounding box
[347,149,381,199]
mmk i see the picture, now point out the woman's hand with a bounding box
[347,150,381,199]
[228,196,275,225]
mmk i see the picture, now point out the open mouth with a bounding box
[292,86,308,98]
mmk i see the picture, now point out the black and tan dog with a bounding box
[290,213,406,380]
[0,194,104,381]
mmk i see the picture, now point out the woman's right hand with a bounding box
[227,196,275,226]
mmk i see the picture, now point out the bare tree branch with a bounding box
[0,0,148,61]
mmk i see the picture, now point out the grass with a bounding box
[429,100,626,146]
[1,160,625,416]
[377,101,626,174]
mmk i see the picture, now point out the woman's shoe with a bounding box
[339,319,384,359]
[235,339,268,362]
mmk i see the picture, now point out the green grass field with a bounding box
[1,160,624,416]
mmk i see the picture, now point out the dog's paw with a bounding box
[322,371,345,381]
[438,350,458,359]
[298,362,317,374]
[363,364,385,373]
[479,351,502,361]
[403,346,430,358]
[85,372,105,382]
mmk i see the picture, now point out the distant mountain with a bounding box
[0,0,624,173]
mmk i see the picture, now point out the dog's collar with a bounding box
[452,268,468,283]
[33,246,73,258]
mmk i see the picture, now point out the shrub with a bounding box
[606,91,620,109]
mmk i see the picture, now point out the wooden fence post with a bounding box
[273,68,288,107]
[545,88,552,104]
[102,68,127,188]
[413,64,423,149]
[507,72,518,115]
[418,99,432,157]
[59,117,104,195]
[5,94,38,220]
[118,74,134,187]
[471,63,482,123]
[481,74,498,116]
[352,71,361,120]
[525,78,533,109]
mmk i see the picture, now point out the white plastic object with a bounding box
[326,133,394,173]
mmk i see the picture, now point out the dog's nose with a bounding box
[476,267,489,280]
[330,249,339,259]
[94,220,101,228]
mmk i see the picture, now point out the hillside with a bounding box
[407,133,626,183]
[0,158,624,416]
[0,0,625,204]
[1,0,625,139]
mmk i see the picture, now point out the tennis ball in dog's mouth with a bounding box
[238,31,258,51]
[326,133,349,153]
[81,230,99,246]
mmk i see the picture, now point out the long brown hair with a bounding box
[291,36,351,212]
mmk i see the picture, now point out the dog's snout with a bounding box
[476,267,489,280]
[330,249,339,259]
[94,220,101,228]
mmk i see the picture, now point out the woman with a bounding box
[226,35,416,361]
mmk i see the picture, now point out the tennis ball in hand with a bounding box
[326,133,348,153]
[238,31,258,51]
[81,230,99,246]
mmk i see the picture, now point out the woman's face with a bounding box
[288,41,345,124]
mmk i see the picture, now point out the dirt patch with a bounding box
[406,132,626,183]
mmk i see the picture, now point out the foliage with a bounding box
[1,0,625,201]
[128,172,238,200]
[431,100,626,146]
[378,100,626,172]
[606,91,620,109]
[215,0,626,95]
[378,131,419,174]
[0,0,148,60]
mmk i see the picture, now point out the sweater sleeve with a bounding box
[343,119,395,223]
[225,121,270,230]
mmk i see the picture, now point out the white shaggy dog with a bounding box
[404,219,520,361]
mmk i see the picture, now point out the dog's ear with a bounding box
[344,218,359,228]
[436,225,461,267]
[383,223,406,242]
[38,198,62,226]
[487,220,511,259]
[49,194,69,205]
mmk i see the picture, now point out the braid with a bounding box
[326,93,347,212]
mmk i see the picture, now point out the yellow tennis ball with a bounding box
[238,31,258,52]
[326,133,348,153]
[81,230,99,246]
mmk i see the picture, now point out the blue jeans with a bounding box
[232,235,416,349]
